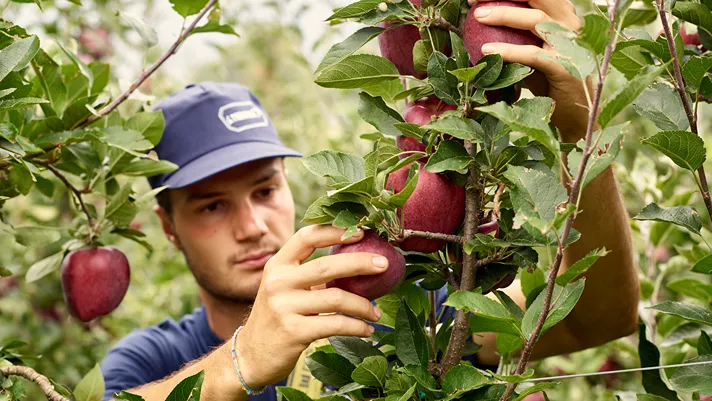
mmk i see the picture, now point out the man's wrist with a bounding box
[232,326,269,392]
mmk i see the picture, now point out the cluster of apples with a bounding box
[328,0,542,300]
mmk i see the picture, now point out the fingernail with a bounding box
[372,256,389,268]
[475,7,492,18]
[368,325,375,334]
[481,44,495,54]
[374,307,382,320]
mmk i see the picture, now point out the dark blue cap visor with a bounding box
[161,141,302,189]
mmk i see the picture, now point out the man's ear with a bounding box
[153,204,182,250]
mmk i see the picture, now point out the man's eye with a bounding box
[257,187,275,198]
[201,202,222,213]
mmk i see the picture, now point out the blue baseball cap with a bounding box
[147,81,302,189]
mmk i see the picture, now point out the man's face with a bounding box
[159,158,295,303]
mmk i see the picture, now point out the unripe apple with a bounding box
[463,1,543,64]
[61,246,130,322]
[397,97,458,159]
[387,164,466,253]
[326,231,406,300]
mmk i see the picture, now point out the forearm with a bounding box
[122,343,248,401]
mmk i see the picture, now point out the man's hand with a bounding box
[468,0,590,141]
[235,225,386,389]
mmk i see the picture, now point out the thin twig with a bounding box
[700,94,712,103]
[493,183,505,221]
[36,161,94,230]
[439,140,481,376]
[75,0,218,130]
[429,17,462,36]
[401,229,464,243]
[656,0,712,221]
[498,0,624,399]
[429,291,437,354]
[1,366,69,401]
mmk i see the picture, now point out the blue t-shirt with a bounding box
[100,287,479,401]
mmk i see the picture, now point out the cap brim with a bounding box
[162,141,302,189]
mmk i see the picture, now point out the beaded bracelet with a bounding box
[231,326,267,396]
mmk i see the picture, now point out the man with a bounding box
[100,1,639,400]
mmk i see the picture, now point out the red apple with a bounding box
[61,246,130,322]
[78,26,111,60]
[387,163,466,253]
[326,231,406,300]
[397,97,458,160]
[598,356,622,388]
[0,277,18,297]
[463,1,543,64]
[521,393,546,401]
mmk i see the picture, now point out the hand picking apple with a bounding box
[96,0,639,396]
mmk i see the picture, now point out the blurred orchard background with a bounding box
[1,0,711,400]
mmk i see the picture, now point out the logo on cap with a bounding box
[218,101,269,133]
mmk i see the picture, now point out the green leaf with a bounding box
[667,278,712,301]
[34,130,104,149]
[329,336,384,366]
[579,13,611,55]
[126,111,165,146]
[496,334,524,358]
[672,2,712,36]
[670,355,712,394]
[512,382,559,401]
[423,116,483,141]
[164,371,204,401]
[395,299,429,368]
[168,0,209,16]
[306,351,356,388]
[427,51,459,105]
[692,254,712,274]
[315,54,400,89]
[316,27,384,74]
[351,356,388,387]
[473,55,503,88]
[698,331,712,356]
[556,248,608,286]
[358,92,404,137]
[302,151,365,184]
[327,0,381,20]
[387,163,419,208]
[118,159,179,177]
[632,82,689,131]
[55,40,93,88]
[25,250,64,283]
[648,300,712,326]
[114,391,145,401]
[477,97,558,155]
[104,127,153,156]
[441,365,490,396]
[636,395,671,401]
[445,291,521,336]
[641,131,706,172]
[424,140,471,174]
[450,31,469,69]
[448,65,487,84]
[637,323,678,400]
[277,387,313,401]
[598,64,665,127]
[503,165,567,225]
[396,384,417,401]
[682,54,712,92]
[0,123,18,142]
[118,12,158,47]
[0,97,48,112]
[522,279,585,340]
[485,63,533,90]
[32,51,68,115]
[633,203,702,235]
[73,364,105,401]
[190,20,239,36]
[0,36,40,82]
[393,123,427,141]
[536,21,596,80]
[105,184,134,220]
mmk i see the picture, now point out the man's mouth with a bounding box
[235,252,275,269]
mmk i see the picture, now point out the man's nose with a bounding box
[232,202,269,241]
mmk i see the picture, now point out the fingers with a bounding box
[307,314,375,340]
[287,287,382,322]
[288,252,389,289]
[269,225,364,267]
[469,0,581,31]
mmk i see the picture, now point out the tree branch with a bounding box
[75,0,218,130]
[1,366,69,401]
[429,17,462,36]
[656,0,712,221]
[429,290,437,353]
[401,229,464,243]
[35,161,94,233]
[498,0,623,398]
[439,140,481,376]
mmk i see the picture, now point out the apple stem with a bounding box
[36,161,96,236]
[1,366,69,401]
[439,140,482,377]
[497,0,625,399]
[493,183,505,222]
[655,0,712,223]
[428,17,462,36]
[401,229,464,243]
[74,0,218,130]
